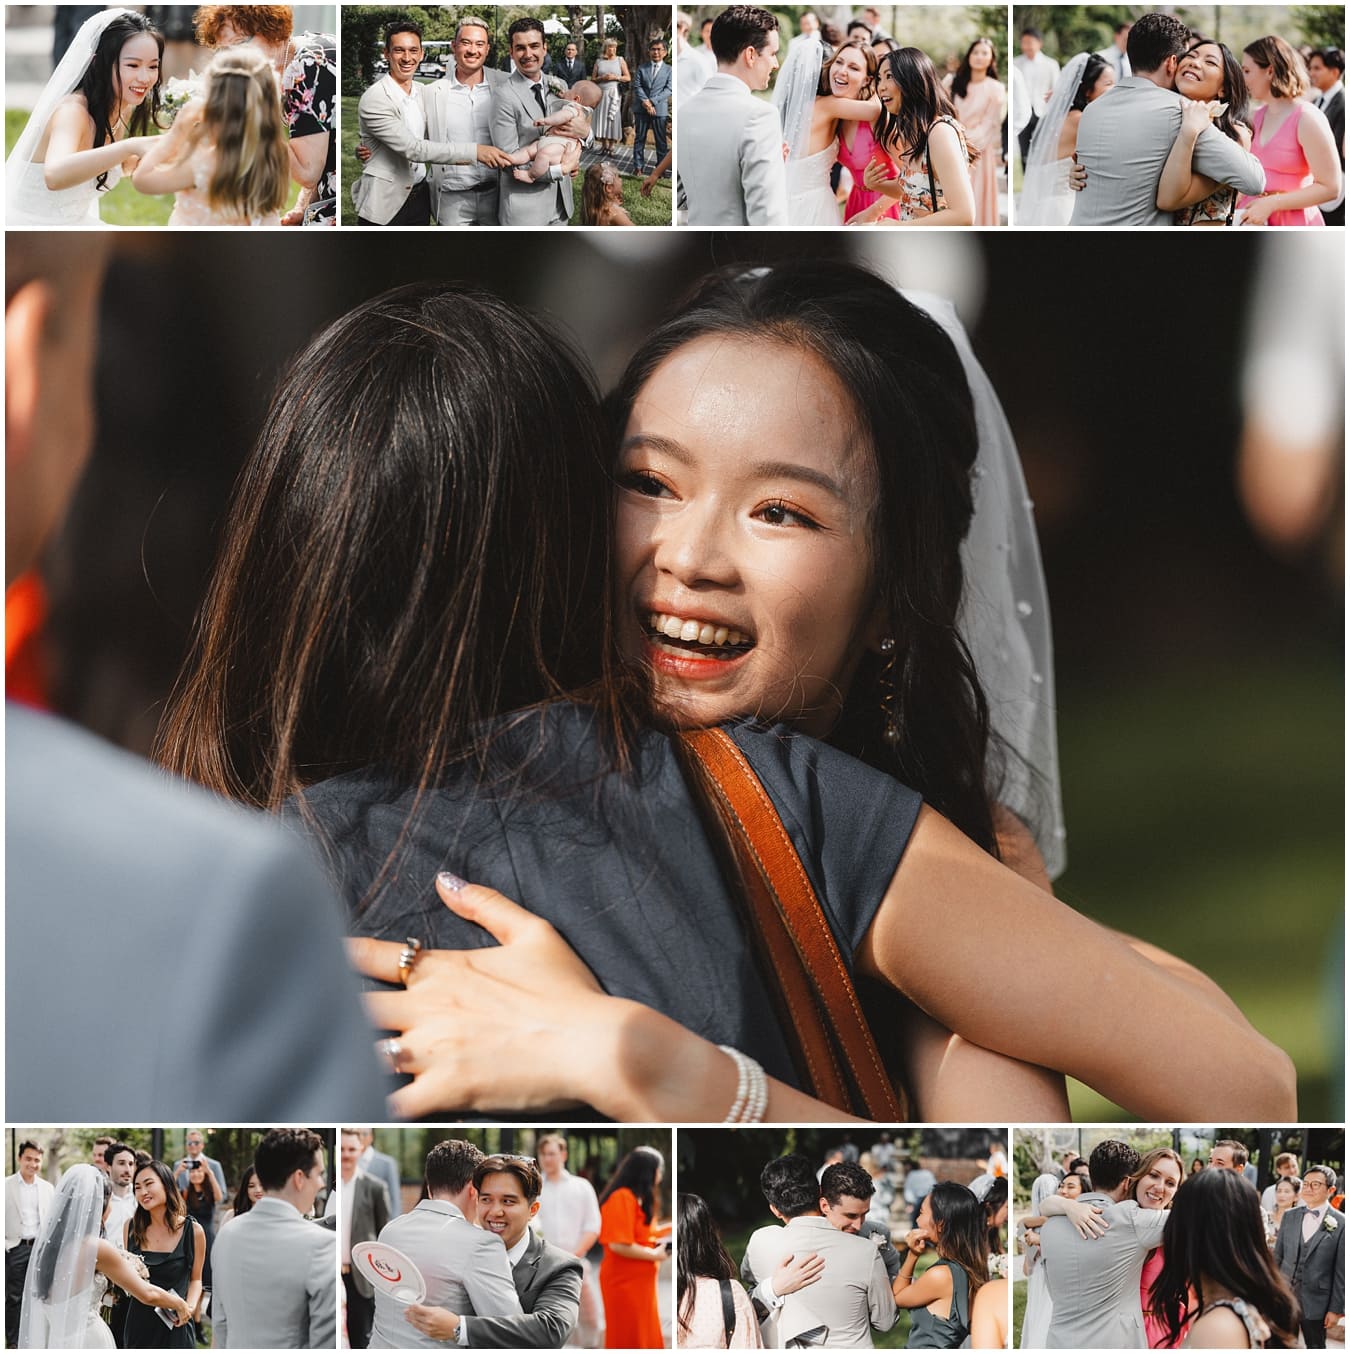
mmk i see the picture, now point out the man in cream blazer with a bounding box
[678,5,789,227]
[6,1143,54,1347]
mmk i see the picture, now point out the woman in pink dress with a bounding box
[1131,1148,1186,1348]
[945,38,1005,225]
[829,42,884,220]
[1238,34,1341,225]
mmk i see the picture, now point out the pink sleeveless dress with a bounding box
[838,119,882,220]
[1240,101,1326,225]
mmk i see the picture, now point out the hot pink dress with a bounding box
[1240,101,1326,225]
[838,119,882,220]
[1141,1247,1192,1348]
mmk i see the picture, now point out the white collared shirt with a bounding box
[105,1189,137,1248]
[1316,79,1344,109]
[337,1168,358,1264]
[436,68,496,190]
[17,1178,40,1238]
[538,1170,601,1254]
[1302,1204,1327,1242]
[456,1229,533,1346]
[382,75,427,184]
[1014,50,1060,109]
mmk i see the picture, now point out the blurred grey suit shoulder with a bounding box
[1039,1194,1167,1348]
[212,1198,336,1349]
[743,1216,897,1347]
[679,74,789,226]
[1071,77,1264,225]
[5,703,385,1121]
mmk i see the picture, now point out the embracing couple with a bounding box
[1067,11,1265,225]
[352,16,583,227]
[145,255,1298,1132]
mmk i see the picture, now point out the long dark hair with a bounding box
[128,1161,187,1252]
[156,283,628,812]
[599,1146,663,1227]
[927,1181,988,1302]
[608,261,999,857]
[950,37,998,100]
[677,1193,738,1333]
[1183,38,1250,143]
[1070,54,1110,111]
[231,1165,259,1218]
[77,12,165,191]
[877,46,974,164]
[982,1176,1008,1254]
[1150,1169,1300,1348]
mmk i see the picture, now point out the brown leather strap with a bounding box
[681,727,904,1121]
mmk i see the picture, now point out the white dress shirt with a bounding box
[17,1179,40,1238]
[382,75,427,184]
[1303,1204,1328,1242]
[436,69,496,189]
[1014,51,1060,111]
[105,1189,137,1248]
[538,1171,601,1255]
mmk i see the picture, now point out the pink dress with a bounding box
[951,78,1005,225]
[838,119,882,221]
[1240,101,1326,225]
[1141,1247,1192,1348]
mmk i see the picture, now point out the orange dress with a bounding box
[599,1188,662,1349]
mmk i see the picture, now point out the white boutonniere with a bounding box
[871,1232,886,1248]
[1324,1215,1339,1233]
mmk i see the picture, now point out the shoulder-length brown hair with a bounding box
[128,1161,187,1251]
[1127,1148,1185,1206]
[817,38,878,98]
[1243,34,1309,99]
[155,283,629,810]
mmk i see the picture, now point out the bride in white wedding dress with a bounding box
[17,1165,188,1349]
[5,9,163,228]
[773,34,882,227]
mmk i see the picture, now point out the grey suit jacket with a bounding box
[369,1199,522,1349]
[363,1149,403,1220]
[465,1232,583,1348]
[493,71,574,225]
[1274,1205,1345,1321]
[5,704,386,1121]
[5,1173,54,1249]
[743,1216,897,1348]
[348,1173,392,1299]
[212,1198,335,1349]
[634,61,672,118]
[679,74,789,226]
[1070,76,1265,225]
[1039,1194,1167,1349]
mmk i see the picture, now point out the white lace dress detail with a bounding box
[167,144,281,228]
[785,143,842,227]
[8,157,117,227]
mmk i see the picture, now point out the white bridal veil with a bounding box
[1018,53,1090,227]
[17,1164,105,1349]
[773,32,824,160]
[904,290,1067,878]
[4,8,135,205]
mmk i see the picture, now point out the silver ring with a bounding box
[397,937,424,987]
[377,1037,405,1072]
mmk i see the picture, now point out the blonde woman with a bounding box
[591,38,630,154]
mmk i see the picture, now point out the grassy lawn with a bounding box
[7,107,300,226]
[340,94,671,225]
[1013,1276,1027,1347]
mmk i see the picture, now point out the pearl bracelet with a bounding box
[718,1045,768,1123]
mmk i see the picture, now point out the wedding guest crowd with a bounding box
[1017,1138,1344,1349]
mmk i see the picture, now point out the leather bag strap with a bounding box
[680,727,903,1121]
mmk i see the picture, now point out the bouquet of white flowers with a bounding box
[160,73,204,123]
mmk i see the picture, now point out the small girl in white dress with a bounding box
[132,46,289,226]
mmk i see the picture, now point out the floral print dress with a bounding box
[282,32,337,222]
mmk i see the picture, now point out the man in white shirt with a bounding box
[537,1135,602,1347]
[1096,22,1132,82]
[425,17,513,226]
[5,1140,53,1347]
[1013,28,1059,167]
[103,1142,139,1247]
[678,16,718,102]
[789,11,820,49]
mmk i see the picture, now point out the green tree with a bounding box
[1292,6,1347,49]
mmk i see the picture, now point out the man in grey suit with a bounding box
[5,237,387,1125]
[679,5,789,226]
[369,1141,523,1349]
[340,1129,391,1349]
[358,1129,403,1220]
[403,1154,584,1348]
[742,1154,896,1347]
[1038,1139,1167,1348]
[493,17,576,225]
[211,1129,335,1349]
[1070,11,1264,226]
[1274,1165,1344,1348]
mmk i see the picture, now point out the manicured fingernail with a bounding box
[437,871,466,892]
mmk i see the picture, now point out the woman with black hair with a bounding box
[598,1148,669,1349]
[1150,1168,1301,1348]
[5,9,164,226]
[1157,39,1254,225]
[1017,51,1115,224]
[121,1161,203,1349]
[219,1166,263,1228]
[159,264,1294,1128]
[675,1194,763,1348]
[894,1181,988,1348]
[945,38,1005,223]
[17,1165,189,1349]
[848,46,976,223]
